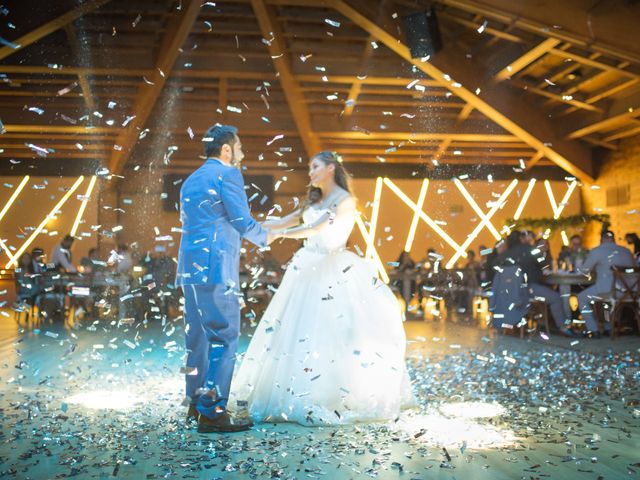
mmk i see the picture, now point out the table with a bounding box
[543,272,594,319]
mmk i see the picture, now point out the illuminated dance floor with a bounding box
[1,316,638,479]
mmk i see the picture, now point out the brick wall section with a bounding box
[581,135,640,247]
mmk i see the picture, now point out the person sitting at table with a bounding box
[577,230,636,337]
[393,251,417,310]
[535,237,554,273]
[558,234,589,271]
[625,232,640,262]
[50,234,77,273]
[497,230,573,336]
[15,252,37,307]
[80,248,106,274]
[30,247,46,274]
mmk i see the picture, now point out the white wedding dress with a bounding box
[230,195,414,425]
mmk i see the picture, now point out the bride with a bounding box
[230,151,414,425]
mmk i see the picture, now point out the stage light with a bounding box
[6,176,85,268]
[355,214,390,284]
[383,178,465,260]
[561,230,569,246]
[453,178,501,241]
[70,175,97,236]
[404,179,429,253]
[66,390,143,410]
[365,177,383,259]
[513,178,536,220]
[446,179,517,269]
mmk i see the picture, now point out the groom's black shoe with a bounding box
[197,412,253,433]
[187,404,199,422]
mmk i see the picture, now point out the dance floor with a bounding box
[1,311,639,479]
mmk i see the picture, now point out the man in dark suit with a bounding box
[176,124,273,433]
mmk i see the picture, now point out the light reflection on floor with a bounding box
[399,401,516,449]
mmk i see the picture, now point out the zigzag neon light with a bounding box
[70,175,97,236]
[453,178,501,241]
[355,213,389,284]
[404,179,428,253]
[365,177,382,259]
[383,178,466,259]
[0,176,29,260]
[544,179,577,219]
[446,179,518,269]
[6,176,85,268]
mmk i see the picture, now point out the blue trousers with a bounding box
[183,284,240,419]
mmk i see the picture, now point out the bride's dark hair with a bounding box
[304,151,353,208]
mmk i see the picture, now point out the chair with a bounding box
[527,299,551,336]
[607,266,640,339]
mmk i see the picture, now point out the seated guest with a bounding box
[108,244,133,274]
[535,237,553,273]
[30,247,46,274]
[558,234,589,271]
[464,249,480,270]
[80,248,105,274]
[625,232,640,261]
[394,251,417,309]
[520,230,536,246]
[497,230,573,336]
[50,234,77,273]
[15,252,37,303]
[577,230,636,336]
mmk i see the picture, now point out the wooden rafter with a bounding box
[511,80,603,113]
[567,109,640,139]
[108,0,202,177]
[330,0,594,183]
[494,38,560,82]
[455,104,474,124]
[526,151,544,170]
[0,0,112,61]
[343,39,375,117]
[250,0,321,156]
[64,25,96,112]
[438,0,640,65]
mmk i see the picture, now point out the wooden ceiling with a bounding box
[1,0,639,182]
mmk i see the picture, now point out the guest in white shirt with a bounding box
[577,230,636,336]
[50,234,77,273]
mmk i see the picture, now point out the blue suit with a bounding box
[176,158,267,419]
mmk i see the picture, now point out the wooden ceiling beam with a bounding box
[316,131,519,142]
[567,109,640,139]
[602,124,640,142]
[560,78,640,116]
[525,151,544,170]
[63,25,96,112]
[0,0,112,61]
[2,124,120,134]
[494,38,560,82]
[455,104,474,125]
[108,0,202,178]
[437,0,640,65]
[330,0,594,183]
[549,49,639,79]
[250,0,321,156]
[510,80,603,113]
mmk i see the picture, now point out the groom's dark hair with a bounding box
[203,124,238,157]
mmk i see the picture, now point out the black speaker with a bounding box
[401,8,443,59]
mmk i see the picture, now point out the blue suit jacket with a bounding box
[176,158,267,286]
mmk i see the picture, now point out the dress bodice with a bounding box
[302,196,356,253]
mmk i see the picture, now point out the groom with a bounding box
[176,124,272,433]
